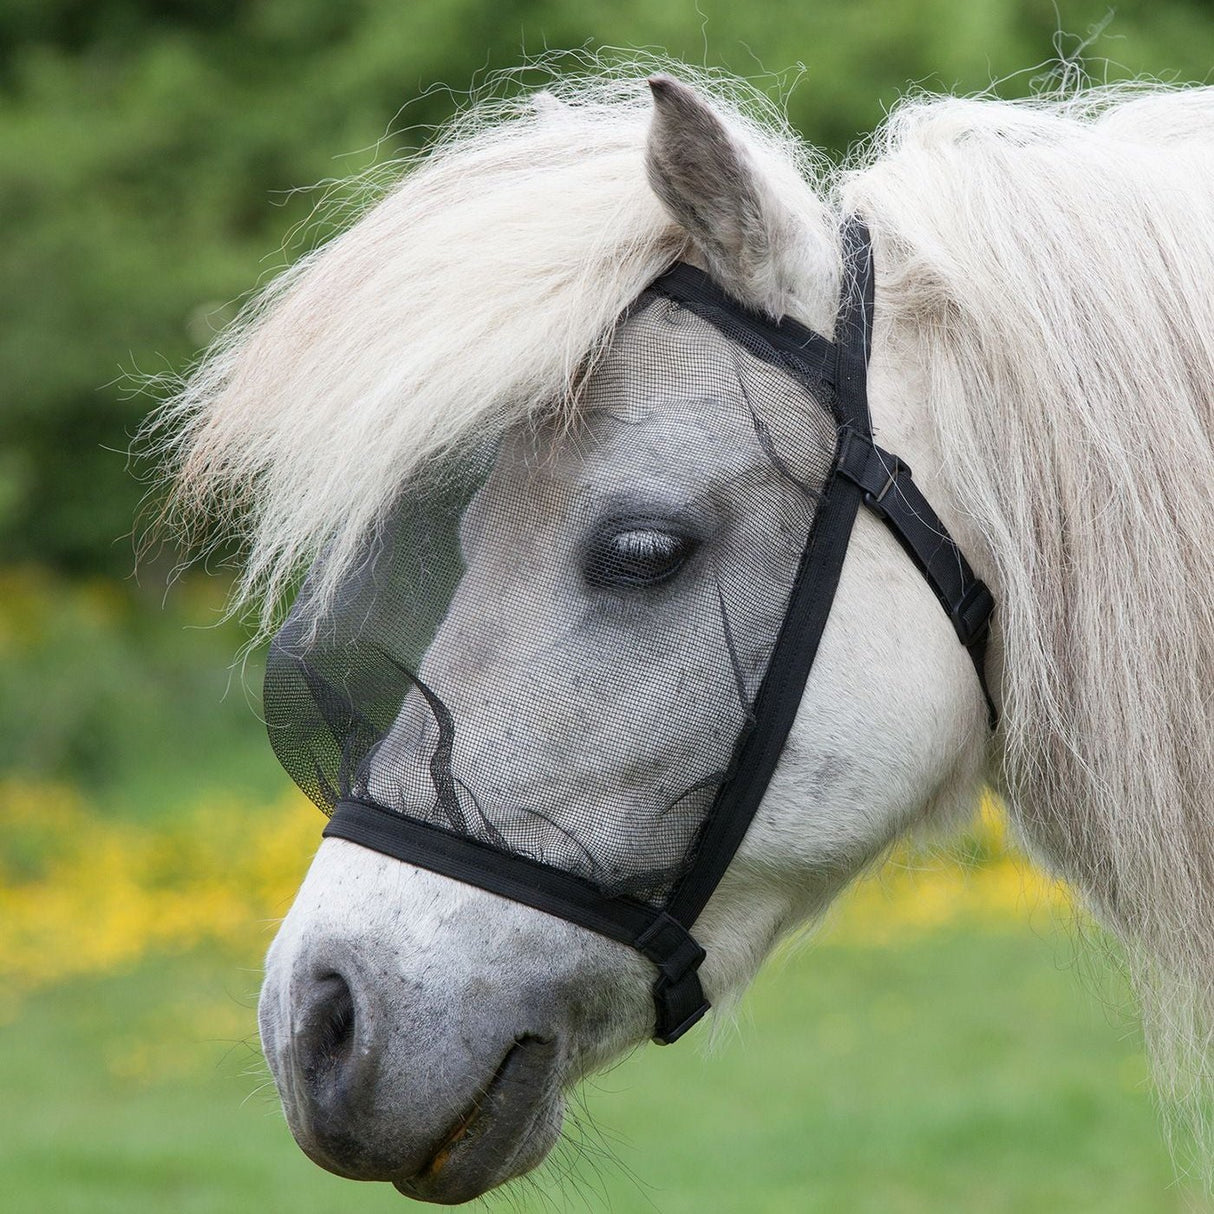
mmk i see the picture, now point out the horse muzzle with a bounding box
[258,841,653,1202]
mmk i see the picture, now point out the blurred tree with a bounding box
[0,0,1209,576]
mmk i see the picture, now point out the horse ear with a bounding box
[645,75,799,315]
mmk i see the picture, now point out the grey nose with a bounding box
[268,952,568,1196]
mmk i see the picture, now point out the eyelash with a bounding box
[583,526,698,589]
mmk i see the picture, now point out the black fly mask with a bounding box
[264,221,996,1043]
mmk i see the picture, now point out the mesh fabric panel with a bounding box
[265,284,839,908]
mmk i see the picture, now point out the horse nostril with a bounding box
[298,971,357,1088]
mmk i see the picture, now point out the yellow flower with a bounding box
[0,777,1071,1016]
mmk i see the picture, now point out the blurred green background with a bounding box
[2,1,1212,1210]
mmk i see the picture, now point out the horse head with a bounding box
[254,77,989,1202]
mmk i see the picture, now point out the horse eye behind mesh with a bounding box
[584,525,698,589]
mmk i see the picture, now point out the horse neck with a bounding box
[872,190,1214,997]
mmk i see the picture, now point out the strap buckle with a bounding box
[635,913,710,1044]
[865,456,906,514]
[951,580,995,649]
[836,427,911,519]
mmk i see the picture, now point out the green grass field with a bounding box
[1,919,1198,1213]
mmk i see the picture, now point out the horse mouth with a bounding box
[393,1034,563,1204]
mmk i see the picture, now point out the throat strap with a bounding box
[836,428,998,728]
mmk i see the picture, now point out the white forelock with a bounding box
[148,67,835,637]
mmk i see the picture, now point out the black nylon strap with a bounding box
[649,262,836,377]
[834,216,876,430]
[324,799,709,1043]
[835,429,998,727]
[663,473,868,932]
[660,220,877,935]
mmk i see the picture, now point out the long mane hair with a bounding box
[150,63,1214,1163]
[846,86,1214,1159]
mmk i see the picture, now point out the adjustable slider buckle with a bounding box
[635,913,710,1045]
[836,428,911,519]
[950,580,995,648]
[651,972,710,1044]
[862,456,907,518]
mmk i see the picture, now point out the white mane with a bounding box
[155,65,1214,1162]
[845,87,1214,1158]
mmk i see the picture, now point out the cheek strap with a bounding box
[835,428,998,729]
